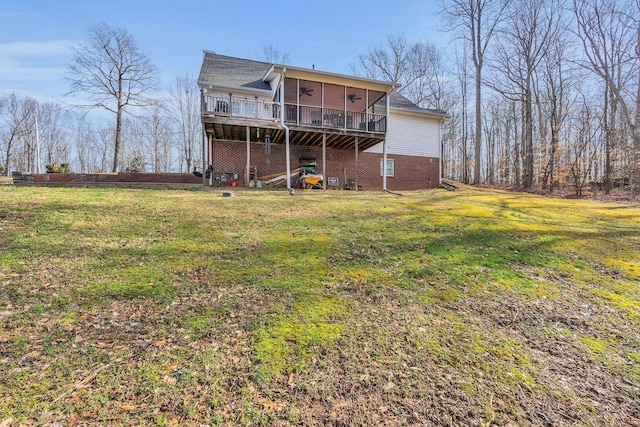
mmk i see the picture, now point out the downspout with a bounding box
[280,68,291,190]
[384,86,403,196]
[200,88,207,186]
[383,87,391,192]
[439,117,445,185]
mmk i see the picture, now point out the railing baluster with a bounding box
[202,95,386,131]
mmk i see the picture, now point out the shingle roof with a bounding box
[198,52,448,118]
[198,52,272,91]
[389,92,448,117]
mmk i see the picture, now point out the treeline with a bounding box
[2,0,638,195]
[354,0,638,194]
[0,74,201,177]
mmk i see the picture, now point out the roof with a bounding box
[389,92,449,119]
[198,51,448,118]
[198,52,272,91]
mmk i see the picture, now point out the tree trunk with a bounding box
[113,106,123,173]
[474,66,482,184]
[634,28,640,195]
[524,85,534,188]
[604,85,613,193]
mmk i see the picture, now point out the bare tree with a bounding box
[489,0,562,188]
[352,34,413,83]
[566,95,603,194]
[94,124,115,173]
[572,0,639,192]
[73,113,92,173]
[405,41,453,111]
[67,23,159,173]
[168,74,201,172]
[352,34,452,110]
[39,102,71,168]
[0,94,36,175]
[136,103,173,173]
[538,33,574,192]
[455,46,472,184]
[259,45,290,64]
[440,0,511,184]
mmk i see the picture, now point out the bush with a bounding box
[45,163,72,173]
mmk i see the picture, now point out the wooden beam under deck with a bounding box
[204,119,383,151]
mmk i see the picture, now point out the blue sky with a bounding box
[1,0,443,104]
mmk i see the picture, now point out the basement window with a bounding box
[380,159,394,177]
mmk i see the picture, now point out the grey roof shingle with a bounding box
[198,52,272,91]
[389,92,448,117]
[198,52,448,117]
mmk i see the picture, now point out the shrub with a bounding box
[45,163,72,173]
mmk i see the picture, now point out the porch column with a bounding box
[201,129,207,186]
[208,134,213,186]
[246,126,251,186]
[322,134,327,190]
[285,128,291,189]
[383,90,391,191]
[201,88,207,186]
[355,136,359,190]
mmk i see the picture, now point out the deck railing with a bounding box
[203,94,280,121]
[203,94,386,132]
[284,103,386,132]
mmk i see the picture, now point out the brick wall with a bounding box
[34,173,202,184]
[211,139,440,191]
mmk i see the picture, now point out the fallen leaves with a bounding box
[163,375,177,385]
[382,381,396,391]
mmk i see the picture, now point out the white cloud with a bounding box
[0,40,71,56]
[0,40,73,101]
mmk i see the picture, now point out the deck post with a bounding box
[322,133,327,190]
[246,126,251,186]
[201,88,207,186]
[209,134,213,186]
[355,136,359,189]
[285,127,291,189]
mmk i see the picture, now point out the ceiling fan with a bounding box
[299,87,314,97]
[348,94,363,103]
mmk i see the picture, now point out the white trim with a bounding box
[389,106,449,120]
[264,65,399,92]
[380,158,395,177]
[198,82,272,96]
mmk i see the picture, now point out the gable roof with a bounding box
[198,52,272,91]
[389,92,449,119]
[198,51,448,119]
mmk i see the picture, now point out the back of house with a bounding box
[197,51,448,191]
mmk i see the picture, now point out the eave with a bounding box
[263,64,399,93]
[197,81,272,96]
[390,106,450,120]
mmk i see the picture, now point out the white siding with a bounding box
[365,110,441,158]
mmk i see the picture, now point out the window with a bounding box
[380,159,394,177]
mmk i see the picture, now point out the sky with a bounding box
[0,0,444,105]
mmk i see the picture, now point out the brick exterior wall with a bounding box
[211,139,440,191]
[34,173,202,184]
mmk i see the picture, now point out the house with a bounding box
[197,52,448,191]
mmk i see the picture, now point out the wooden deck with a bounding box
[202,94,386,151]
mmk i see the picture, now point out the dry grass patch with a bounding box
[0,186,638,426]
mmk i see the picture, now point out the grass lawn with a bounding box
[0,185,638,426]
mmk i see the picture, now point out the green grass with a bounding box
[0,185,639,425]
